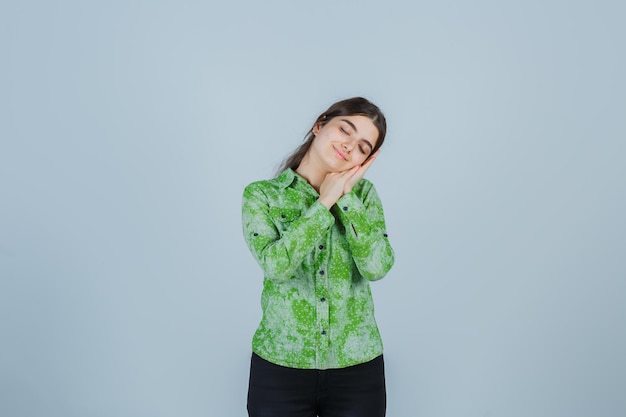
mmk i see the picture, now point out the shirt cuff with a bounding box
[335,192,365,219]
[307,199,335,230]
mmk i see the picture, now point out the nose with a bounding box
[341,140,354,152]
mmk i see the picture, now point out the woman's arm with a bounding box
[242,182,334,282]
[334,180,395,281]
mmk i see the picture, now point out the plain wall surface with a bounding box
[1,1,625,416]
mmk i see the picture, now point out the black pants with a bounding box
[247,353,386,417]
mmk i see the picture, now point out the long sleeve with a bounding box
[243,170,393,369]
[242,182,334,282]
[334,180,394,281]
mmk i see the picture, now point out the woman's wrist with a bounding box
[317,195,336,210]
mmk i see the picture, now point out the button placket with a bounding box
[315,235,331,368]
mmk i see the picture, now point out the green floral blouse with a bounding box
[242,168,394,369]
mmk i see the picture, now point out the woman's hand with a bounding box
[343,150,379,194]
[318,150,380,209]
[318,166,359,209]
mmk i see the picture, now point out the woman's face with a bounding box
[310,115,379,172]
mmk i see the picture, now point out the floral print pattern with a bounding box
[242,169,394,369]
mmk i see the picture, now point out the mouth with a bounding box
[333,146,347,161]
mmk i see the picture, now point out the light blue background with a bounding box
[1,1,625,416]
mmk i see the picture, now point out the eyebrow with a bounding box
[340,119,374,151]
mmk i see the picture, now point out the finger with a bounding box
[362,151,380,169]
[355,160,374,178]
[348,165,368,184]
[340,165,360,178]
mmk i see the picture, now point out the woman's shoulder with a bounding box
[243,169,295,195]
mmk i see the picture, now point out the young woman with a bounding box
[242,97,394,417]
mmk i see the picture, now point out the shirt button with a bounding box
[281,214,286,218]
[321,330,326,335]
[320,297,326,302]
[342,206,348,211]
[319,245,324,250]
[383,233,388,237]
[253,233,258,236]
[319,270,325,275]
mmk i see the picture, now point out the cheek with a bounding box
[313,134,330,147]
[354,154,369,165]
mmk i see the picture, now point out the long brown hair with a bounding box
[276,97,387,176]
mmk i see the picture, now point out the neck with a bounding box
[295,153,328,192]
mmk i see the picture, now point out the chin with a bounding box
[328,161,351,171]
[324,156,355,172]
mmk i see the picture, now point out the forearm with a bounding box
[243,188,334,281]
[335,186,394,280]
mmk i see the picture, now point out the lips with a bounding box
[333,146,347,161]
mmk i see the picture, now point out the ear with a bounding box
[312,124,321,135]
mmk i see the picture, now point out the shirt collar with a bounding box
[274,168,297,189]
[275,168,319,195]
